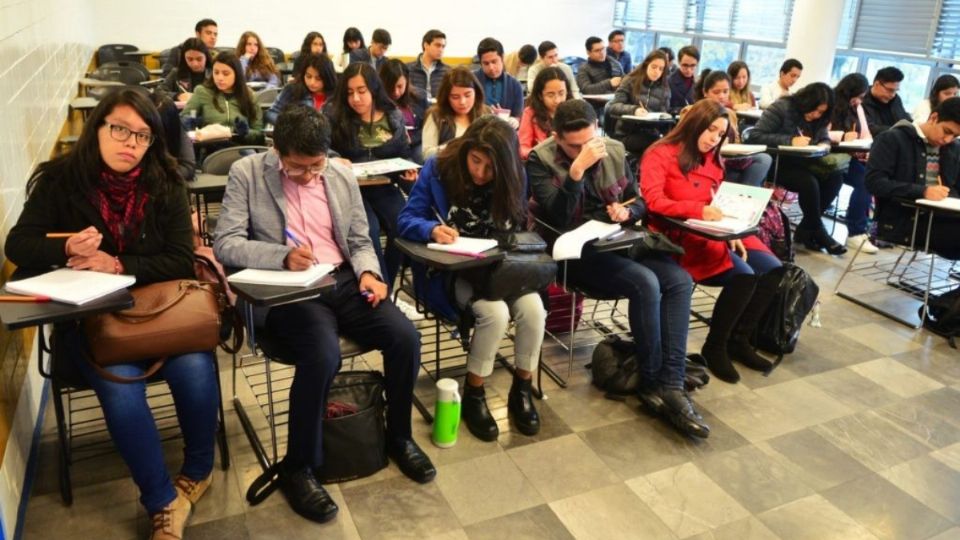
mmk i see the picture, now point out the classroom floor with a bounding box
[18,241,960,540]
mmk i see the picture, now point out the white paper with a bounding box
[582,93,615,101]
[916,197,960,212]
[351,158,421,178]
[6,268,136,305]
[777,144,828,153]
[721,144,768,156]
[623,112,673,122]
[227,264,334,287]
[427,237,498,255]
[685,182,773,233]
[837,139,872,150]
[552,220,622,261]
[737,109,763,119]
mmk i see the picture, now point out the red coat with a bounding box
[640,143,770,282]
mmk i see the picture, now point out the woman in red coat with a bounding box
[640,99,781,383]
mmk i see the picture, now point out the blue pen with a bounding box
[284,228,303,247]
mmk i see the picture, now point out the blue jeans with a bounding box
[843,159,871,236]
[363,184,406,289]
[74,350,218,514]
[726,152,773,187]
[699,249,782,287]
[565,248,692,390]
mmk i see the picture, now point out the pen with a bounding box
[0,295,51,303]
[796,127,805,137]
[45,232,80,238]
[432,207,448,227]
[284,228,303,247]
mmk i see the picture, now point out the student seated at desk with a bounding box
[214,105,436,523]
[576,36,624,100]
[380,59,429,163]
[161,38,211,103]
[830,73,877,254]
[526,41,581,99]
[324,63,417,305]
[528,100,709,438]
[162,18,218,75]
[150,91,197,181]
[407,29,450,98]
[236,30,280,88]
[862,66,912,136]
[504,44,537,81]
[759,58,802,109]
[265,53,337,126]
[607,30,632,73]
[745,82,847,254]
[474,37,525,124]
[727,60,757,111]
[607,49,670,154]
[291,31,330,80]
[181,52,265,146]
[422,67,491,159]
[519,67,572,160]
[866,97,960,259]
[667,45,699,113]
[913,75,959,123]
[7,88,218,540]
[659,46,676,75]
[397,117,546,440]
[349,28,391,71]
[641,100,782,383]
[338,27,365,71]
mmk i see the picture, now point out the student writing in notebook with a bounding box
[162,18,218,75]
[667,45,699,113]
[214,105,436,524]
[7,88,218,540]
[913,74,959,123]
[160,38,211,103]
[525,41,582,99]
[337,27,365,71]
[519,66,572,160]
[398,117,546,441]
[861,66,912,136]
[607,49,671,154]
[640,99,782,383]
[727,60,757,111]
[473,37,525,124]
[576,36,624,102]
[380,59,430,164]
[349,28,391,71]
[422,67,491,159]
[266,53,337,125]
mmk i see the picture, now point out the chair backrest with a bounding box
[255,87,279,105]
[91,63,149,85]
[215,47,234,57]
[267,47,286,66]
[201,145,270,175]
[97,44,138,66]
[564,56,587,75]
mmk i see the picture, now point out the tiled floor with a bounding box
[19,245,960,540]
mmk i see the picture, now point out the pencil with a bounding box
[45,233,79,239]
[622,196,637,206]
[938,175,943,186]
[0,295,51,303]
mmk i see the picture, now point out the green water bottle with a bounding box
[432,378,461,448]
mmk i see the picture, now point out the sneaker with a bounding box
[846,234,879,254]
[395,298,424,321]
[150,492,192,540]
[174,473,212,505]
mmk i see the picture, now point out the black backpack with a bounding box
[921,287,960,348]
[751,264,819,368]
[588,335,710,399]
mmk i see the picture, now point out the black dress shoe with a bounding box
[814,228,847,255]
[507,375,540,436]
[636,384,665,416]
[278,462,339,523]
[462,383,499,441]
[388,438,437,484]
[794,228,821,251]
[659,389,710,439]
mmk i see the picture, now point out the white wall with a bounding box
[0,0,95,537]
[90,0,617,59]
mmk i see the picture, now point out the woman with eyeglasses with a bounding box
[6,88,218,540]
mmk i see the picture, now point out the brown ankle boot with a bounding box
[150,492,191,540]
[174,473,212,505]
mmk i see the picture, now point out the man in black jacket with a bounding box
[865,97,960,258]
[667,45,699,113]
[862,66,912,136]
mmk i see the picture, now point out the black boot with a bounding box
[728,271,779,372]
[702,274,756,383]
[461,383,499,441]
[507,375,541,436]
[814,227,848,255]
[659,388,710,438]
[637,382,666,416]
[794,227,820,251]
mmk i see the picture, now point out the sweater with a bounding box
[519,107,550,160]
[180,85,264,144]
[473,69,525,118]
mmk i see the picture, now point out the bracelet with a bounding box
[113,256,122,275]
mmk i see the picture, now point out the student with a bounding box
[527,100,708,438]
[745,82,847,254]
[862,67,912,136]
[398,117,545,440]
[473,37,525,121]
[236,30,280,88]
[607,49,670,154]
[575,36,624,95]
[526,41,581,99]
[693,69,772,187]
[291,31,329,78]
[519,66,572,159]
[422,67,491,159]
[266,53,337,126]
[607,30,632,73]
[161,38,211,103]
[760,59,802,109]
[150,91,197,181]
[727,60,757,111]
[866,97,960,259]
[338,27,365,71]
[504,44,537,81]
[407,29,449,98]
[214,105,436,523]
[831,73,877,254]
[380,59,429,163]
[181,52,265,146]
[667,45,700,112]
[324,63,416,304]
[659,46,676,75]
[350,28,391,71]
[641,99,782,382]
[913,75,960,122]
[7,88,218,540]
[163,18,218,74]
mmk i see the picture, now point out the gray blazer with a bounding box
[213,150,381,281]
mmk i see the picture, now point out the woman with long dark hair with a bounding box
[422,66,490,159]
[608,49,671,153]
[727,60,756,111]
[914,74,960,122]
[161,37,211,102]
[6,88,218,539]
[379,59,429,163]
[338,27,365,70]
[181,51,264,145]
[398,117,545,440]
[266,53,337,125]
[831,73,877,253]
[519,66,571,159]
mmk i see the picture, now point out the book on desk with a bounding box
[684,183,773,234]
[227,264,334,287]
[426,237,498,256]
[6,268,135,305]
[721,143,767,156]
[776,144,830,154]
[552,220,622,261]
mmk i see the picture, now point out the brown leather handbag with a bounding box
[84,279,222,382]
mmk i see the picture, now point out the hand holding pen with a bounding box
[792,127,811,147]
[430,207,459,244]
[283,228,317,270]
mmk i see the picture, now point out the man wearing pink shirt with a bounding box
[214,105,435,525]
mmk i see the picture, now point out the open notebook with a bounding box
[227,264,334,287]
[552,220,622,261]
[685,183,773,234]
[6,268,135,305]
[427,237,498,256]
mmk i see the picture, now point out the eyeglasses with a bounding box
[879,83,900,94]
[680,62,698,69]
[282,157,327,178]
[105,123,154,147]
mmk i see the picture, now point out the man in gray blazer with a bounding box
[214,105,435,524]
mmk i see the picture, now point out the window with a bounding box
[853,0,939,55]
[657,34,692,57]
[624,31,656,65]
[865,57,933,112]
[744,44,786,88]
[732,0,795,42]
[831,55,860,85]
[701,40,740,72]
[835,0,861,49]
[933,0,960,60]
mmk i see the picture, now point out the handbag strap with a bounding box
[87,356,166,383]
[194,253,245,354]
[117,282,194,319]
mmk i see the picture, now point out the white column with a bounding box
[784,0,845,87]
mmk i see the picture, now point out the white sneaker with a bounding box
[846,234,879,254]
[395,298,424,320]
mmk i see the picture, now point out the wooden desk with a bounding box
[69,97,99,121]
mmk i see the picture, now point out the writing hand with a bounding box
[284,245,316,271]
[64,226,102,257]
[431,225,459,243]
[702,206,723,221]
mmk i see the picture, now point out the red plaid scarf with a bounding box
[95,166,148,252]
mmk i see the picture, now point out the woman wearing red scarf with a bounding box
[6,88,217,540]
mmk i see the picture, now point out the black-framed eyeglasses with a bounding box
[105,123,154,147]
[880,83,900,94]
[680,62,698,69]
[282,156,327,178]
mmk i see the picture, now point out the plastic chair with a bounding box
[266,47,286,66]
[201,145,270,175]
[97,44,138,66]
